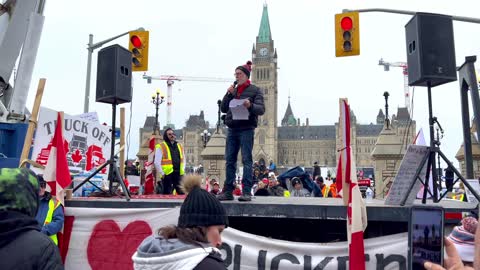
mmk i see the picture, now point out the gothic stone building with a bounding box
[137,5,416,172]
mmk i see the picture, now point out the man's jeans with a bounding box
[225,128,254,194]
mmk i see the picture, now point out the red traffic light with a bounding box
[340,17,353,31]
[130,35,142,48]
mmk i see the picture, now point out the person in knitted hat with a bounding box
[290,177,311,197]
[424,216,478,270]
[446,217,477,266]
[218,60,265,202]
[0,168,63,270]
[132,174,228,270]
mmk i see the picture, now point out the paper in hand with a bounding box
[229,99,250,120]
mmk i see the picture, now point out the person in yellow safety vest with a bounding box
[35,175,64,245]
[315,176,332,198]
[452,189,466,201]
[154,128,186,195]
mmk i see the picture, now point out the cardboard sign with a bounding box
[385,145,429,205]
[31,107,112,175]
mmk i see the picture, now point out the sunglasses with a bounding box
[40,183,46,188]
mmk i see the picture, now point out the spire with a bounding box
[257,4,272,44]
[281,96,296,126]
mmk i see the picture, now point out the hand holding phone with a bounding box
[409,206,445,270]
[423,238,466,270]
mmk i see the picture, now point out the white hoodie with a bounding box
[132,235,221,270]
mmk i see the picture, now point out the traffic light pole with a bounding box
[341,8,480,24]
[83,27,144,113]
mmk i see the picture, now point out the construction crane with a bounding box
[378,58,410,114]
[142,74,232,128]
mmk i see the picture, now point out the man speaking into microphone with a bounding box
[217,61,265,202]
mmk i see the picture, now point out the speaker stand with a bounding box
[72,103,130,201]
[401,82,480,205]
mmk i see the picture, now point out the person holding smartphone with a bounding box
[423,216,479,270]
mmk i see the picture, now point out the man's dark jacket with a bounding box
[221,84,265,129]
[0,211,64,270]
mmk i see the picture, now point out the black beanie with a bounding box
[236,61,252,78]
[178,175,228,228]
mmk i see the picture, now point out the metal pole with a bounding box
[83,27,144,113]
[436,128,442,187]
[155,93,159,134]
[84,34,93,113]
[427,82,439,201]
[342,8,480,24]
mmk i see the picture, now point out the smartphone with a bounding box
[408,205,444,270]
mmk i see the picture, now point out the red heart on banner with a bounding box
[87,220,152,270]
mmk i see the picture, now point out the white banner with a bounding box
[63,207,407,270]
[31,107,112,175]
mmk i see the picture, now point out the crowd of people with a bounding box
[206,171,339,199]
[2,167,480,270]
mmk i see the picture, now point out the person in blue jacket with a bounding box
[35,175,64,245]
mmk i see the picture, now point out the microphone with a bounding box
[233,80,238,87]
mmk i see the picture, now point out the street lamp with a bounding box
[200,129,211,148]
[152,89,165,135]
[83,27,144,113]
[383,91,390,130]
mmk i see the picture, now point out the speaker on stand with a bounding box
[403,13,480,204]
[74,44,132,201]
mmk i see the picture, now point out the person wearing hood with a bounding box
[154,128,186,195]
[290,177,311,197]
[0,168,63,270]
[132,174,228,270]
[35,175,64,245]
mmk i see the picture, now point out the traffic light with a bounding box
[335,12,360,57]
[129,31,149,72]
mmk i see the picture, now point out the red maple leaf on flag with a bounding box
[71,149,83,163]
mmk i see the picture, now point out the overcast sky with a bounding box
[21,0,480,167]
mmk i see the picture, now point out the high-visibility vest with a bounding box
[158,142,184,176]
[453,194,465,201]
[329,184,338,198]
[321,185,330,198]
[44,198,61,245]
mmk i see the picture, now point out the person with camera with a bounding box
[217,61,265,202]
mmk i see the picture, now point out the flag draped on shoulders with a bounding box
[43,112,72,206]
[336,99,368,270]
[144,136,156,194]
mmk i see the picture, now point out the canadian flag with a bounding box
[144,136,156,194]
[43,112,72,206]
[336,99,368,269]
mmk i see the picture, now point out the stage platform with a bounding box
[65,196,477,223]
[66,196,477,242]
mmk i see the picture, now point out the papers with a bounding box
[229,99,250,120]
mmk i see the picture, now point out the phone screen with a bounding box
[410,207,444,270]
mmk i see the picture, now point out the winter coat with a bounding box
[0,211,64,270]
[35,192,64,237]
[254,188,270,196]
[221,83,265,129]
[291,188,311,197]
[132,235,226,270]
[268,185,285,197]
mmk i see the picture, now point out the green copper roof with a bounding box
[258,5,271,44]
